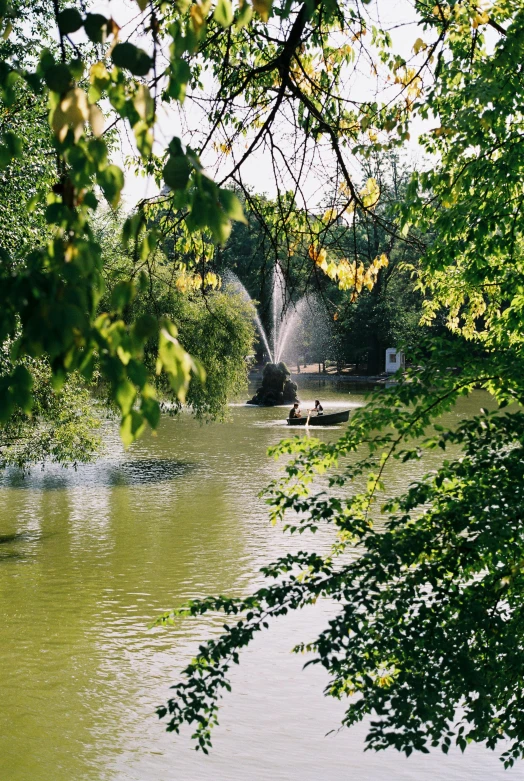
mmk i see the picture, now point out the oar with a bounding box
[305,409,312,427]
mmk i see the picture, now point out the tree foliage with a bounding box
[3,0,524,765]
[151,0,524,767]
[158,340,524,766]
[95,208,255,421]
[0,0,424,442]
[0,350,100,469]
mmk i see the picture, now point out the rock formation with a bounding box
[247,362,298,406]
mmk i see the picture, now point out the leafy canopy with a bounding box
[3,0,524,765]
[151,0,524,768]
[0,0,431,442]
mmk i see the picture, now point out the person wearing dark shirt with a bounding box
[289,401,301,419]
[314,399,323,415]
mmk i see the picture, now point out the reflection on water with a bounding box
[1,458,193,490]
[0,382,510,780]
[0,532,35,544]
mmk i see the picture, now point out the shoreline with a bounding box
[249,369,397,390]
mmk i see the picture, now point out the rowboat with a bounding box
[286,409,350,426]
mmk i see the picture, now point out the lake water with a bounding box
[0,382,514,780]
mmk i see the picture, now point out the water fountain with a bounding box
[224,267,309,365]
[222,270,273,361]
[224,267,308,405]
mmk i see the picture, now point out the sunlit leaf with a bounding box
[50,87,89,142]
[214,0,233,27]
[218,189,247,224]
[252,0,272,21]
[88,104,104,137]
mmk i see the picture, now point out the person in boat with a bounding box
[313,399,324,416]
[289,401,302,419]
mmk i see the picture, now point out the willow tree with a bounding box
[2,0,524,765]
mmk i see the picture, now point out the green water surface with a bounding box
[0,383,513,780]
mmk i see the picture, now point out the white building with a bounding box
[385,348,405,374]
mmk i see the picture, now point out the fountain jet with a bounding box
[223,271,274,361]
[224,266,319,366]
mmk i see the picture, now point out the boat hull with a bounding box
[286,410,350,426]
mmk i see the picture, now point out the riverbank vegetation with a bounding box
[2,0,524,768]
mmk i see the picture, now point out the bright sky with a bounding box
[89,0,427,210]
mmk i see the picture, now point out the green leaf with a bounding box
[111,280,135,312]
[112,42,153,77]
[139,229,157,260]
[87,137,108,166]
[133,120,154,160]
[157,323,201,403]
[116,378,136,416]
[89,61,110,103]
[218,189,247,224]
[168,137,183,156]
[69,58,84,80]
[45,202,70,226]
[58,8,83,34]
[38,49,55,74]
[141,396,160,429]
[122,213,146,246]
[120,410,145,447]
[208,210,232,244]
[166,59,191,102]
[44,64,73,94]
[132,313,157,342]
[84,13,109,44]
[133,84,154,122]
[214,0,234,27]
[163,154,192,190]
[98,164,124,207]
[127,359,148,388]
[12,365,33,413]
[234,2,252,30]
[0,130,22,169]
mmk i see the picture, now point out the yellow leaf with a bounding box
[88,104,105,137]
[190,0,211,33]
[473,11,489,27]
[360,177,380,208]
[433,126,454,137]
[51,88,89,142]
[326,261,338,280]
[432,4,450,19]
[90,62,109,82]
[323,208,337,223]
[308,244,320,262]
[252,0,272,22]
[133,84,154,122]
[413,37,426,54]
[204,271,219,288]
